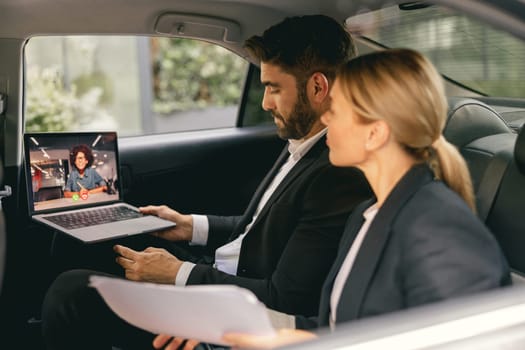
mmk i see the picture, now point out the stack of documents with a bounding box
[90,275,276,345]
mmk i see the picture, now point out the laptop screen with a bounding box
[24,132,121,214]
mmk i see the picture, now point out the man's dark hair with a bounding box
[70,144,94,169]
[244,15,356,83]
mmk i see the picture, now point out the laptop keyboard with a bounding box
[44,206,143,229]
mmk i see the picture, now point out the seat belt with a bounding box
[476,153,509,222]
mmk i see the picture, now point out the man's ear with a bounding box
[308,72,329,103]
[365,120,391,151]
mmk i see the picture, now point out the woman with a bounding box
[64,144,107,198]
[154,49,511,350]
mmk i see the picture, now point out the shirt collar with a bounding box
[287,128,327,161]
[363,203,379,222]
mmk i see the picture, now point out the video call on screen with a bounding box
[26,132,119,211]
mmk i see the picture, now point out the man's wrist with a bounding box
[186,214,194,241]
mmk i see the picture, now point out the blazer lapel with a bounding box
[335,164,434,323]
[229,146,290,240]
[247,136,327,229]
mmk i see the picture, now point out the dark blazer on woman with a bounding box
[187,136,372,316]
[297,164,511,328]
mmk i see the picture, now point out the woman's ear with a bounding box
[308,72,329,104]
[365,120,391,151]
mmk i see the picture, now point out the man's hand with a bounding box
[140,205,193,242]
[153,335,200,350]
[114,245,183,284]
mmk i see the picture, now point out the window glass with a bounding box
[347,5,525,98]
[239,65,271,127]
[24,36,251,136]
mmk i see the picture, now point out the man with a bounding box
[41,15,371,350]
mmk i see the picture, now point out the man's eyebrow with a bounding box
[261,81,279,87]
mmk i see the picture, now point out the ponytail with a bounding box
[430,136,476,212]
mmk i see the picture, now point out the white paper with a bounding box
[89,275,276,345]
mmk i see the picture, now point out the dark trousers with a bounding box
[42,233,218,350]
[42,269,154,350]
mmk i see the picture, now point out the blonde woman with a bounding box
[156,49,511,350]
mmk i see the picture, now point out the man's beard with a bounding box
[274,86,319,140]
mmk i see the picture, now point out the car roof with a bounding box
[1,0,524,57]
[0,0,375,38]
[1,1,523,32]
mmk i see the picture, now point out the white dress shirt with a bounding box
[329,204,378,329]
[175,128,327,285]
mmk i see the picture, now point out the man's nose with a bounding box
[261,89,274,111]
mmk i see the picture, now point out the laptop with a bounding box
[24,131,176,243]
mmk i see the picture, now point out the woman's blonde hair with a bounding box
[337,48,475,211]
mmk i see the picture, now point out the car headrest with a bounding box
[515,126,525,175]
[445,97,511,149]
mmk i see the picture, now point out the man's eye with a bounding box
[264,85,279,94]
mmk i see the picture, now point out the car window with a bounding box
[238,64,271,127]
[347,5,525,98]
[24,36,261,136]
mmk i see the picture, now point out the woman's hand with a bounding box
[221,329,317,349]
[152,328,316,350]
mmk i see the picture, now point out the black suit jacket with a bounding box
[297,164,511,328]
[187,136,372,316]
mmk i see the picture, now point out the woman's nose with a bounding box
[321,111,330,126]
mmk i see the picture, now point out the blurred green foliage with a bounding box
[73,70,114,105]
[152,38,248,114]
[25,67,78,132]
[25,67,114,132]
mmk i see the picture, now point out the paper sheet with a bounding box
[89,275,276,345]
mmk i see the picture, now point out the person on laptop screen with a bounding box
[63,144,107,199]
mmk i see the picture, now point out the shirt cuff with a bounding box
[190,214,209,245]
[175,261,196,286]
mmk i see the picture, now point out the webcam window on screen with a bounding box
[24,132,175,243]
